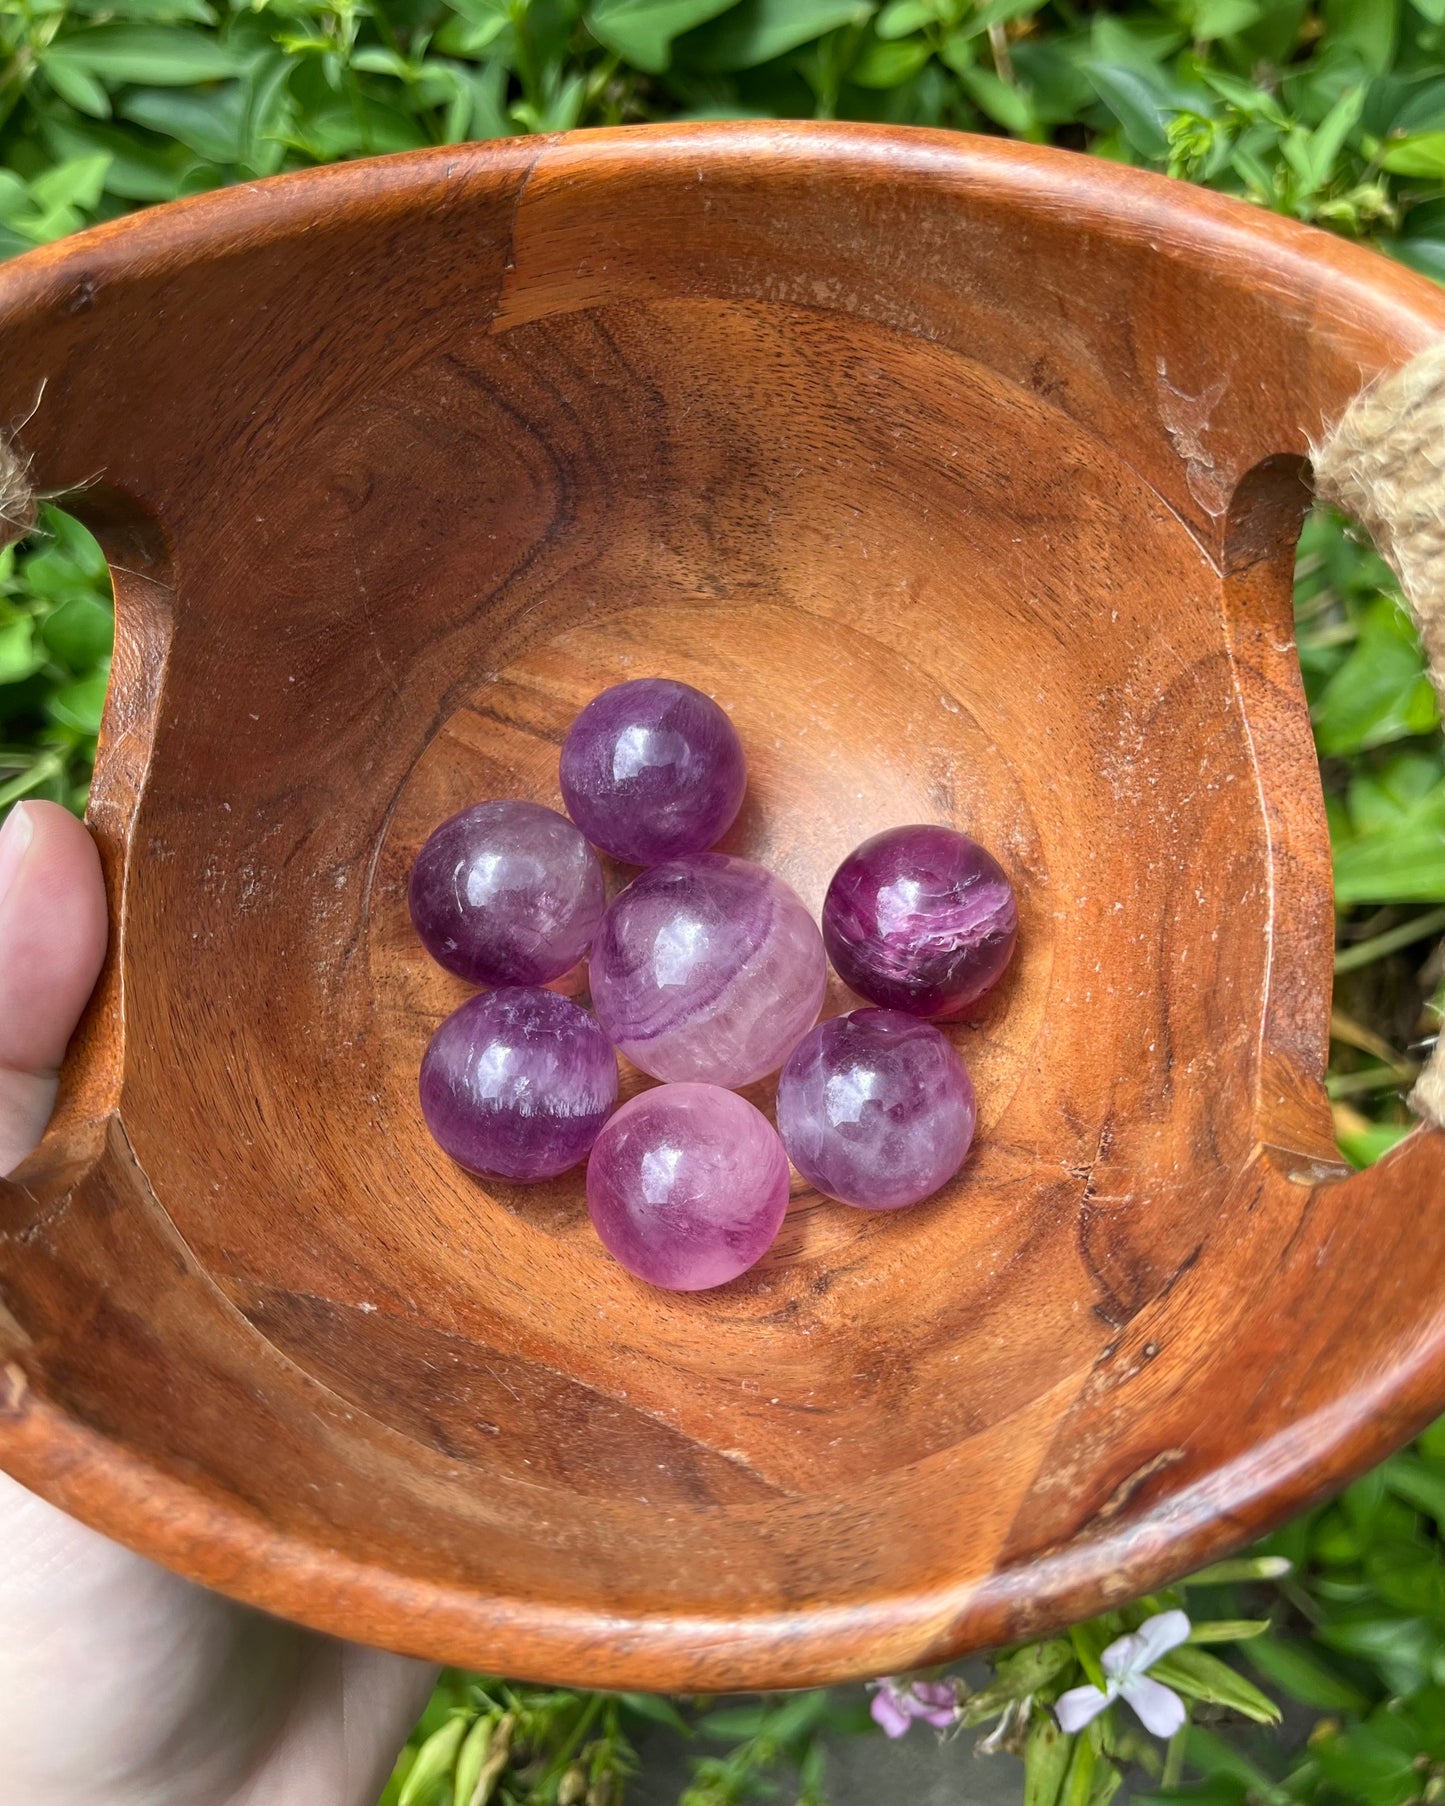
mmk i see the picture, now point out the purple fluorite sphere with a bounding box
[587,1084,790,1290]
[589,853,826,1086]
[823,825,1018,1018]
[560,678,747,865]
[777,1010,976,1210]
[409,800,604,986]
[420,987,618,1182]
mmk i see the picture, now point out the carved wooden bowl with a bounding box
[2,123,1444,1692]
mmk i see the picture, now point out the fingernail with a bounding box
[0,804,34,910]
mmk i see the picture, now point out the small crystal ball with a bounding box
[409,800,604,986]
[823,824,1017,1018]
[589,853,827,1087]
[420,987,618,1182]
[777,1009,976,1210]
[560,677,747,865]
[587,1083,791,1290]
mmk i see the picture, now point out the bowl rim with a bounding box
[3,119,1445,1691]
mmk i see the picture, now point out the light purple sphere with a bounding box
[420,987,618,1182]
[777,1009,976,1210]
[589,853,827,1086]
[409,800,604,986]
[587,1083,791,1290]
[560,678,747,865]
[823,825,1018,1018]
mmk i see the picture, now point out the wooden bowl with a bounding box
[3,122,1445,1693]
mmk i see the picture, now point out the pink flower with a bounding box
[1055,1611,1190,1740]
[868,1676,961,1738]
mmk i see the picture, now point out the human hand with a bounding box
[0,801,437,1806]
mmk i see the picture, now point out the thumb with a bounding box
[0,800,108,1177]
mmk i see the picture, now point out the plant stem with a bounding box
[1162,1727,1187,1790]
[1335,903,1445,972]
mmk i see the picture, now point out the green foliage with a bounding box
[0,504,110,811]
[4,3,1445,1804]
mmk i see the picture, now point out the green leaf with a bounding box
[1315,1723,1421,1806]
[1296,84,1366,198]
[618,1692,692,1731]
[52,23,243,85]
[588,0,737,72]
[42,114,195,201]
[957,63,1037,135]
[1323,0,1397,74]
[120,84,247,162]
[1382,131,1445,177]
[1190,0,1262,40]
[1185,1620,1271,1644]
[39,53,113,118]
[850,34,931,87]
[1383,1453,1445,1532]
[451,1714,492,1806]
[70,0,217,19]
[1316,1615,1441,1694]
[1149,1649,1282,1724]
[1083,63,1171,161]
[29,154,112,213]
[876,0,934,38]
[46,667,110,734]
[696,1704,771,1739]
[1025,1710,1073,1806]
[0,621,42,685]
[680,0,872,72]
[398,1715,467,1806]
[995,1639,1076,1696]
[39,596,113,671]
[1245,1637,1372,1711]
[1313,596,1437,755]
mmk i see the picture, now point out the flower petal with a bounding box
[1131,1610,1193,1670]
[1100,1630,1147,1681]
[921,1705,960,1729]
[1054,1684,1111,1734]
[1122,1675,1187,1739]
[911,1681,959,1712]
[870,1689,913,1738]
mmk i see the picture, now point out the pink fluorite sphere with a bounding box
[777,1010,976,1210]
[560,678,747,864]
[420,987,617,1182]
[589,853,826,1086]
[823,825,1017,1018]
[409,800,604,986]
[587,1084,790,1289]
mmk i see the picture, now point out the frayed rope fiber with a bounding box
[0,433,37,551]
[1313,339,1445,1129]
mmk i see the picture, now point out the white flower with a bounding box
[1055,1610,1190,1739]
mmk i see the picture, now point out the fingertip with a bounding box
[0,801,108,1174]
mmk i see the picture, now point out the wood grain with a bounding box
[0,122,1443,1690]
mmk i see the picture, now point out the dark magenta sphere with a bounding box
[586,1083,790,1290]
[776,1010,976,1210]
[588,853,826,1087]
[409,800,604,986]
[822,825,1017,1018]
[559,677,747,865]
[420,987,618,1182]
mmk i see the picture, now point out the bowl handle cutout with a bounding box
[0,463,173,1186]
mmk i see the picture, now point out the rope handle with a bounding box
[1313,342,1445,1130]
